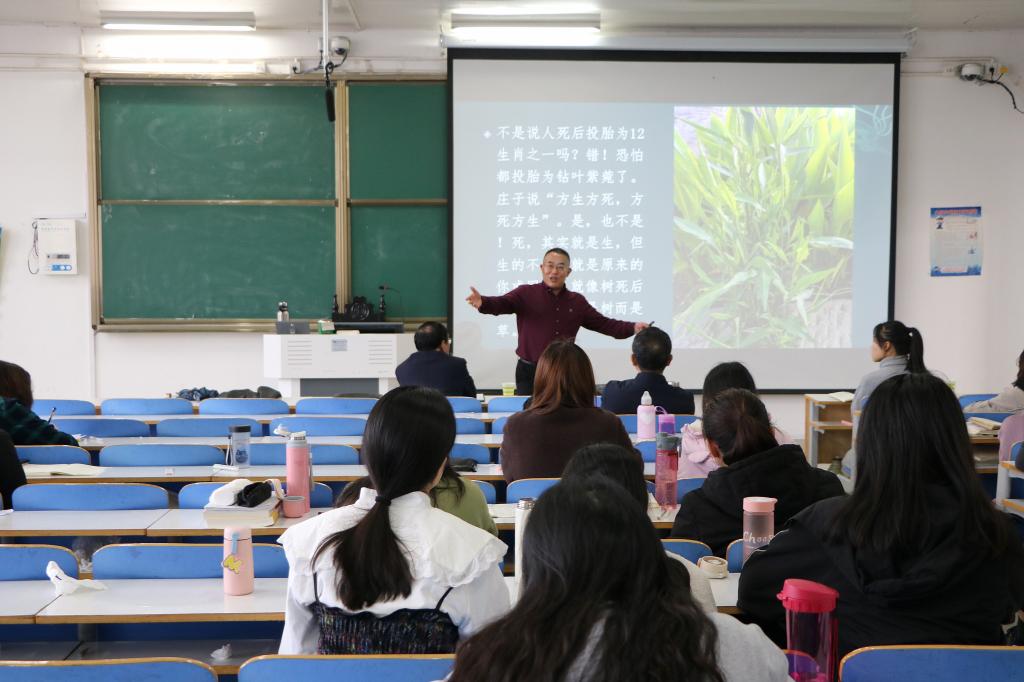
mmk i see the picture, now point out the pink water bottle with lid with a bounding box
[284,431,311,518]
[637,391,657,440]
[223,527,254,596]
[654,432,680,508]
[778,579,839,682]
[742,496,777,563]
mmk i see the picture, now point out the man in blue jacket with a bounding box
[601,326,694,414]
[395,321,477,397]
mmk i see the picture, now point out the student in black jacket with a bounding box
[670,388,843,556]
[739,373,1024,658]
[600,326,694,415]
[0,430,26,509]
[395,321,477,397]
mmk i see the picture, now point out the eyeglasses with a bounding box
[543,262,568,272]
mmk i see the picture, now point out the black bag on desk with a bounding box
[449,458,477,473]
[236,481,273,507]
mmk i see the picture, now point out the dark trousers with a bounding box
[515,359,537,396]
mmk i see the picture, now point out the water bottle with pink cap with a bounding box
[777,578,839,682]
[742,496,776,563]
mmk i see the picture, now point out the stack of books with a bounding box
[203,496,281,527]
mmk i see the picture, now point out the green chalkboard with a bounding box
[102,204,335,319]
[100,84,335,200]
[350,206,448,319]
[348,82,449,200]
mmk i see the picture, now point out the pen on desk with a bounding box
[46,407,56,424]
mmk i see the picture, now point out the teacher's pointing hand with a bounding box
[634,322,650,334]
[466,286,483,310]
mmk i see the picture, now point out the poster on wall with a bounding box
[929,206,983,277]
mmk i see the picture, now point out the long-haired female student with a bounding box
[739,373,1024,658]
[277,386,509,655]
[0,361,77,446]
[499,339,634,483]
[449,478,789,682]
[963,348,1024,413]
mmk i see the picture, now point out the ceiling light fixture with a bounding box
[450,11,600,34]
[100,12,256,32]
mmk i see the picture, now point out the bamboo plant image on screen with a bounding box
[672,106,855,349]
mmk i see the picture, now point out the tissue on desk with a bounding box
[46,560,107,596]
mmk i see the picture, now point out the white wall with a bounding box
[1,25,1022,435]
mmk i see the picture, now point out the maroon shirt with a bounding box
[478,282,636,363]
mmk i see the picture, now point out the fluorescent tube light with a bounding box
[450,11,600,32]
[101,12,256,32]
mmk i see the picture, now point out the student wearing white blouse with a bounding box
[963,348,1024,414]
[278,386,509,655]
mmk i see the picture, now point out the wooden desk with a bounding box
[25,466,216,484]
[489,502,676,530]
[0,580,62,624]
[0,509,170,537]
[35,578,288,624]
[70,412,512,425]
[209,463,507,482]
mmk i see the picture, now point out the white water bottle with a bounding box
[637,390,656,440]
[514,498,535,583]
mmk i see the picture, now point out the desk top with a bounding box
[35,578,288,624]
[68,411,513,424]
[24,465,217,484]
[490,502,676,529]
[147,508,328,536]
[0,580,61,624]
[0,509,169,537]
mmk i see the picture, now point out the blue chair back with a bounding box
[0,659,217,682]
[240,655,454,682]
[662,539,712,563]
[959,393,998,409]
[507,478,558,502]
[965,412,1014,423]
[451,443,490,464]
[295,397,376,414]
[619,414,638,433]
[13,483,169,511]
[636,441,656,462]
[472,480,497,504]
[455,418,486,434]
[156,417,262,437]
[1015,441,1023,469]
[99,444,224,467]
[178,481,334,509]
[488,396,528,412]
[198,398,289,415]
[248,442,359,465]
[15,445,90,465]
[52,418,149,437]
[32,399,95,416]
[675,415,699,429]
[726,539,744,572]
[677,477,706,503]
[0,545,78,580]
[492,416,510,434]
[92,543,288,579]
[447,397,483,412]
[101,398,193,415]
[840,645,1024,682]
[269,417,364,436]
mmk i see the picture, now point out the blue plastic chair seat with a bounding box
[99,444,224,467]
[156,417,263,437]
[296,397,377,414]
[239,655,454,682]
[198,398,289,415]
[13,483,169,511]
[0,659,217,682]
[662,539,712,563]
[249,442,359,465]
[455,418,486,435]
[101,398,193,415]
[52,418,149,438]
[31,399,95,416]
[15,445,90,465]
[268,417,364,437]
[447,397,483,412]
[92,543,288,578]
[0,545,78,580]
[507,478,558,503]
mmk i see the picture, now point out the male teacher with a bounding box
[466,248,649,395]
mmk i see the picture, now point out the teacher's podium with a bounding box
[263,334,399,398]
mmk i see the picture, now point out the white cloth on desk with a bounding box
[278,487,509,654]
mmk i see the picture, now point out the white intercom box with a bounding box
[36,219,78,275]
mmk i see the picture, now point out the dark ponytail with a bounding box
[1015,349,1024,392]
[873,320,927,374]
[702,388,778,465]
[313,386,456,609]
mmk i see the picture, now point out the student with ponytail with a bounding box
[450,478,789,682]
[842,320,928,477]
[277,386,508,654]
[670,389,843,556]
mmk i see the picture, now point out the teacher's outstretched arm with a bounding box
[579,298,649,338]
[467,286,521,316]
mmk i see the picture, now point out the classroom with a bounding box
[1,1,1024,680]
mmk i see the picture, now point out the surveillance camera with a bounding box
[329,36,350,58]
[958,63,985,81]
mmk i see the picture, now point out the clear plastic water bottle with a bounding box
[637,390,657,440]
[742,496,777,563]
[227,425,251,469]
[654,432,680,508]
[778,578,839,682]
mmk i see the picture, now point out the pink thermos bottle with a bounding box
[223,527,254,596]
[777,579,839,682]
[284,431,312,518]
[742,496,777,563]
[637,391,657,440]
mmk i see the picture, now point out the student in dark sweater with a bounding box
[670,388,843,556]
[0,430,26,509]
[500,340,635,483]
[600,326,695,415]
[0,361,78,446]
[739,373,1024,658]
[394,321,477,397]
